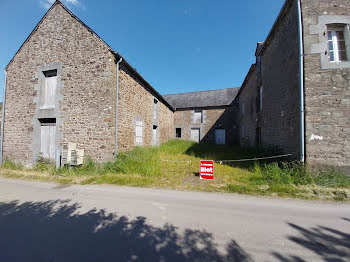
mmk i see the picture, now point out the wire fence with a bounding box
[161,153,292,165]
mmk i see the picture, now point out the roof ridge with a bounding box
[163,87,239,96]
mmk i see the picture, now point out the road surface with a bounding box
[0,177,349,262]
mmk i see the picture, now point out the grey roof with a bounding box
[163,87,240,109]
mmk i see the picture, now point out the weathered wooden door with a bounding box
[215,129,226,145]
[40,124,56,159]
[190,128,200,143]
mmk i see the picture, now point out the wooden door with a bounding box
[190,128,200,143]
[215,129,226,145]
[40,124,56,159]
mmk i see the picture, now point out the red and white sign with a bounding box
[200,160,214,180]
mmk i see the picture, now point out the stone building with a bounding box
[163,88,239,145]
[0,0,174,166]
[236,0,350,169]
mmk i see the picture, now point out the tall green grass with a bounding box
[1,140,350,191]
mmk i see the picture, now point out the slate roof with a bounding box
[163,87,240,109]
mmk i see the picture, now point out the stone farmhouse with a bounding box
[236,0,350,169]
[163,88,239,145]
[0,0,349,170]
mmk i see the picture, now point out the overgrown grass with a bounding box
[1,140,349,201]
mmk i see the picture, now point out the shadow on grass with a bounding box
[0,200,253,262]
[185,143,288,170]
[272,221,350,262]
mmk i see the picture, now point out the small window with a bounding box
[257,56,262,73]
[193,110,203,124]
[257,86,263,112]
[327,24,350,62]
[42,69,57,109]
[256,127,261,146]
[241,102,245,115]
[175,128,182,138]
[153,98,158,120]
[135,121,143,144]
[241,126,245,138]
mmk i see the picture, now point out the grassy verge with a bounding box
[1,140,349,201]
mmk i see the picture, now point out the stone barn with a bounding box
[163,88,239,145]
[0,0,174,166]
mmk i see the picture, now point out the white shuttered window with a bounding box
[42,70,57,109]
[193,111,202,124]
[135,121,143,144]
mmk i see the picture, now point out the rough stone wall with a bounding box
[117,65,173,151]
[4,3,117,165]
[238,66,258,148]
[159,101,174,144]
[302,0,350,167]
[173,107,238,144]
[257,0,301,158]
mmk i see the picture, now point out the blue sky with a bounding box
[0,0,285,100]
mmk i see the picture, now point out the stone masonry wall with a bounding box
[117,65,173,151]
[4,3,117,165]
[173,107,238,144]
[302,0,350,167]
[238,66,258,148]
[258,0,301,158]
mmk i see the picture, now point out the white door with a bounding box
[152,126,158,145]
[190,128,200,143]
[215,129,226,145]
[40,124,56,159]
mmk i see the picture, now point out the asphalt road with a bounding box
[0,177,349,262]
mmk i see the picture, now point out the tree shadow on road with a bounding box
[0,200,253,262]
[272,221,350,262]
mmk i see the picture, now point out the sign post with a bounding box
[200,160,214,180]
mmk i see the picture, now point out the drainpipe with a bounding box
[297,0,305,162]
[114,57,123,158]
[0,70,7,163]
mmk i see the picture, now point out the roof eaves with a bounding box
[256,0,295,57]
[113,52,175,112]
[235,64,257,99]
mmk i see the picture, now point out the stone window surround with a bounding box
[310,15,350,69]
[189,126,202,142]
[191,110,206,124]
[151,124,160,146]
[30,62,63,165]
[174,126,183,139]
[152,96,159,125]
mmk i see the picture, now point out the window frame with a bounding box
[193,110,203,124]
[175,128,182,138]
[41,69,57,109]
[327,24,350,63]
[135,120,144,145]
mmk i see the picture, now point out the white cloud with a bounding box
[39,0,83,10]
